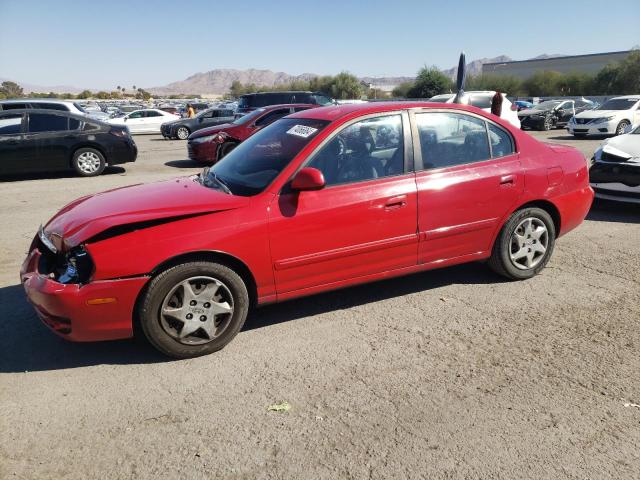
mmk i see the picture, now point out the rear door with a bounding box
[25,112,76,172]
[0,113,26,174]
[143,110,165,132]
[412,110,523,265]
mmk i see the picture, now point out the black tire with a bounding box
[542,116,554,131]
[71,147,106,177]
[488,207,556,280]
[615,120,630,136]
[219,141,237,159]
[176,126,190,140]
[139,261,249,359]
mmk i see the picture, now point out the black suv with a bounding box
[0,109,137,177]
[161,108,235,140]
[236,91,334,114]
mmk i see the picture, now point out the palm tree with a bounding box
[133,85,137,91]
[116,85,121,91]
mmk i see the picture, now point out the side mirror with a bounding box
[291,167,325,191]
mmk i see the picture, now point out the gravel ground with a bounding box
[1,130,639,479]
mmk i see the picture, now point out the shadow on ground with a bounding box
[0,166,126,183]
[587,198,640,224]
[164,159,204,169]
[0,263,501,373]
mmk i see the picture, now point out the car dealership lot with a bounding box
[1,132,639,478]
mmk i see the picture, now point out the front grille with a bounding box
[575,118,590,125]
[573,128,588,133]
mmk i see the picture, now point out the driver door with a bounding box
[125,110,145,133]
[268,113,419,295]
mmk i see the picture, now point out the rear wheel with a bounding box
[176,126,190,140]
[72,148,106,177]
[139,261,249,358]
[542,116,554,131]
[488,207,556,280]
[615,120,630,136]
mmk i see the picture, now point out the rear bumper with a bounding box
[21,248,147,342]
[107,140,137,165]
[554,186,594,237]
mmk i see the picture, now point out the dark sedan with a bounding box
[518,99,595,131]
[161,108,235,140]
[0,109,137,177]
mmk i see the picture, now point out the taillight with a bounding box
[510,104,518,111]
[110,128,129,138]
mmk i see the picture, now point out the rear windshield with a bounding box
[238,92,311,108]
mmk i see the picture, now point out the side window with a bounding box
[254,108,290,127]
[312,94,333,106]
[0,114,23,135]
[307,114,404,186]
[2,103,27,110]
[69,117,81,130]
[28,113,69,133]
[293,106,311,113]
[128,111,144,119]
[82,121,99,131]
[416,112,490,169]
[37,103,68,111]
[222,110,233,116]
[469,95,492,109]
[487,123,514,158]
[144,110,161,117]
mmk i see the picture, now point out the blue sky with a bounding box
[1,0,638,90]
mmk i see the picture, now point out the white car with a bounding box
[568,95,640,137]
[427,91,521,128]
[108,108,179,134]
[0,98,109,121]
[589,123,640,203]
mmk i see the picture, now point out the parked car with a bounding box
[568,96,640,137]
[161,108,235,140]
[158,106,180,116]
[589,123,640,203]
[187,104,317,163]
[107,108,179,134]
[21,101,593,358]
[0,98,109,121]
[236,91,334,114]
[427,91,521,128]
[0,109,137,177]
[518,99,595,131]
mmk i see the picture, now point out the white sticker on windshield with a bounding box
[286,125,318,138]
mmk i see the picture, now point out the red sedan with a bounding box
[21,102,593,358]
[187,103,317,164]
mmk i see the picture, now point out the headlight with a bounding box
[590,116,615,124]
[58,247,94,284]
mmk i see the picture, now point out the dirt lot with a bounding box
[1,131,639,479]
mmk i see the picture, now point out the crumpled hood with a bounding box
[600,133,640,158]
[518,108,549,117]
[190,123,236,139]
[45,176,250,248]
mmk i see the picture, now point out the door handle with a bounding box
[384,195,407,210]
[500,175,515,186]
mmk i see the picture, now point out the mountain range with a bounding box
[5,53,568,96]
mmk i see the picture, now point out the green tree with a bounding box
[522,71,563,96]
[0,81,24,98]
[556,72,593,96]
[391,81,414,98]
[76,90,93,99]
[466,74,523,95]
[406,67,452,99]
[329,72,362,99]
[95,91,111,99]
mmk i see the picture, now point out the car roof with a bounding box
[609,95,640,101]
[287,101,487,121]
[0,108,107,123]
[0,98,76,104]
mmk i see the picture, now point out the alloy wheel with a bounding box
[159,276,234,345]
[76,151,101,174]
[177,127,189,140]
[508,217,549,270]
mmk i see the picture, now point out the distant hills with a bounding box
[5,53,570,96]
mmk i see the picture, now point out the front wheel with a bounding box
[488,207,556,280]
[72,148,106,177]
[176,126,190,140]
[139,261,249,358]
[615,120,630,136]
[542,116,554,131]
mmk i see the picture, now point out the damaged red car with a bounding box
[187,103,317,164]
[21,102,594,358]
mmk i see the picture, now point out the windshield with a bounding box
[73,102,87,113]
[232,108,265,125]
[203,118,329,196]
[533,101,562,110]
[597,98,639,110]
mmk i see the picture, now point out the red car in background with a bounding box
[187,104,317,163]
[21,102,593,359]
